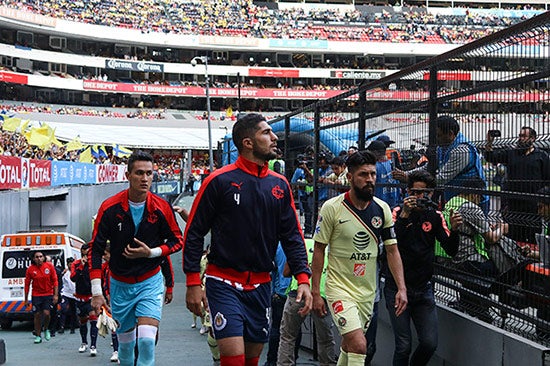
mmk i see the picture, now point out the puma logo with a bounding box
[231,182,243,190]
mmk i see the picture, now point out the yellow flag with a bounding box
[1,117,21,132]
[79,146,93,163]
[20,119,30,133]
[51,129,63,147]
[27,123,55,149]
[65,136,84,152]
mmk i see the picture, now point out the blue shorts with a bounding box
[205,278,271,343]
[110,271,164,333]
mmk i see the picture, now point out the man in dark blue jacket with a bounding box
[184,113,312,366]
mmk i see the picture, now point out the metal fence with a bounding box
[220,12,550,345]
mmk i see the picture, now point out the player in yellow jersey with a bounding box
[311,150,408,366]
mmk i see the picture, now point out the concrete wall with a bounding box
[0,183,126,241]
[301,297,549,365]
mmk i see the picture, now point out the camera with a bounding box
[488,130,501,138]
[416,197,438,210]
[296,154,314,168]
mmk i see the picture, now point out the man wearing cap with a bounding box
[377,135,402,170]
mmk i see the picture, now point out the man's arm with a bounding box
[435,210,462,257]
[385,244,408,316]
[437,144,471,185]
[311,242,327,317]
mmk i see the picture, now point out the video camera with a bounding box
[416,197,438,210]
[296,154,314,168]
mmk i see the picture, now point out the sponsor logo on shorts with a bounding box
[422,221,432,232]
[338,317,347,327]
[213,312,227,331]
[332,300,344,314]
[371,216,382,228]
[353,263,366,276]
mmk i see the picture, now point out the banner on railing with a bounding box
[0,157,125,189]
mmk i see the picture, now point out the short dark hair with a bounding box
[330,156,346,167]
[408,170,436,189]
[521,126,536,139]
[346,150,377,173]
[127,150,153,173]
[232,113,266,153]
[435,115,460,135]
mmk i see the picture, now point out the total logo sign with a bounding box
[21,158,51,188]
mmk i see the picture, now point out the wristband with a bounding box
[91,278,102,297]
[148,247,162,258]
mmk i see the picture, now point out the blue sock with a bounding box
[137,337,155,366]
[118,329,136,366]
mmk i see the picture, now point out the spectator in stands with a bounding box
[321,156,348,199]
[484,127,550,243]
[376,135,402,169]
[443,177,505,322]
[393,116,488,212]
[367,140,402,209]
[291,154,314,238]
[387,170,461,366]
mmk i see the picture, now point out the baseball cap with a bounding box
[367,140,387,152]
[376,135,395,146]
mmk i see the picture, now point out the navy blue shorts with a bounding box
[31,295,53,313]
[75,300,93,318]
[205,278,271,343]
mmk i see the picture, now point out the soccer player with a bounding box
[89,150,184,366]
[184,113,312,366]
[311,150,407,366]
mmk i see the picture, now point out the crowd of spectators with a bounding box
[0,103,166,119]
[0,0,542,45]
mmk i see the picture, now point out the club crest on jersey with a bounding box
[338,317,347,327]
[371,216,382,228]
[147,213,158,224]
[271,185,284,199]
[44,268,50,274]
[422,221,432,232]
[213,312,227,331]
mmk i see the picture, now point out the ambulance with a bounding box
[0,231,85,329]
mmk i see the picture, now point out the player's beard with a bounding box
[352,183,374,202]
[516,139,532,154]
[252,145,277,161]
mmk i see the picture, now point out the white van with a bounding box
[0,232,85,329]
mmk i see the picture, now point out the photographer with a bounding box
[291,154,314,237]
[385,170,462,366]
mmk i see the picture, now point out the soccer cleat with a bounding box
[199,325,208,335]
[34,336,42,344]
[44,329,51,341]
[78,343,88,353]
[110,351,119,362]
[90,346,97,356]
[191,323,197,328]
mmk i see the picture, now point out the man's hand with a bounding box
[295,283,312,316]
[401,196,417,216]
[312,293,327,318]
[449,209,463,231]
[91,294,107,314]
[24,300,30,309]
[53,294,59,305]
[173,206,189,222]
[394,289,408,317]
[186,285,207,317]
[123,238,152,259]
[165,291,173,304]
[392,169,408,183]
